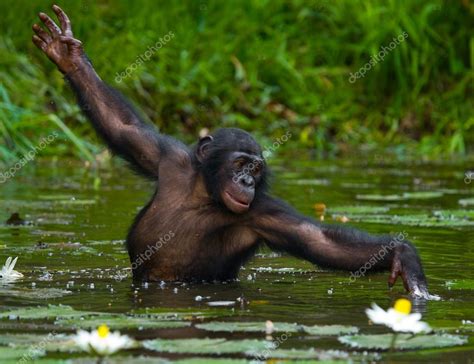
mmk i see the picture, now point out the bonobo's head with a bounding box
[195,128,267,214]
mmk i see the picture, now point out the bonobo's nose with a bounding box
[241,174,254,188]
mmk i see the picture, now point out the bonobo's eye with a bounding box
[233,158,246,170]
[252,162,262,175]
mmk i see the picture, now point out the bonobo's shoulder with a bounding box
[160,136,192,168]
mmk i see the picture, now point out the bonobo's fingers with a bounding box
[52,4,73,37]
[389,242,439,300]
[32,35,47,52]
[59,36,81,47]
[388,258,401,288]
[33,7,85,74]
[38,12,61,35]
[59,36,83,58]
[32,24,52,43]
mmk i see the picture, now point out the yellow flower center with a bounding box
[97,325,110,338]
[393,298,411,314]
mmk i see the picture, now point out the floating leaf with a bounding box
[303,325,358,335]
[356,192,443,201]
[88,357,170,364]
[402,192,445,199]
[143,338,271,355]
[196,321,300,333]
[347,214,474,227]
[251,267,316,274]
[207,301,236,307]
[0,333,79,352]
[131,307,231,320]
[459,198,474,206]
[0,346,45,360]
[196,321,358,336]
[433,210,474,219]
[445,279,474,289]
[0,288,72,300]
[329,206,390,214]
[57,314,191,329]
[338,334,467,350]
[286,179,330,186]
[87,358,171,364]
[0,305,98,320]
[56,199,97,205]
[175,359,248,364]
[261,348,350,360]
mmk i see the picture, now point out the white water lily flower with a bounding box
[366,298,431,334]
[74,325,134,356]
[0,257,24,281]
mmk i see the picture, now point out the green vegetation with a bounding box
[0,0,472,164]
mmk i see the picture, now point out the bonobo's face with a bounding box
[220,151,264,213]
[196,128,266,214]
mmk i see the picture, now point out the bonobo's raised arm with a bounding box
[255,197,433,299]
[32,5,185,178]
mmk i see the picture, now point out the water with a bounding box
[0,157,473,363]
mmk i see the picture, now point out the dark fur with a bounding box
[64,64,430,295]
[34,5,430,296]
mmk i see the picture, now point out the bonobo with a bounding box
[33,5,433,299]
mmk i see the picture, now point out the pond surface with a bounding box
[0,156,473,363]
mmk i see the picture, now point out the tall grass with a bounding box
[0,0,472,164]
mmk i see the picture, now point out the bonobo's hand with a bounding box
[389,242,439,300]
[32,5,86,74]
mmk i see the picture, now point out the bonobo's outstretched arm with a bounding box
[254,197,433,299]
[32,5,185,178]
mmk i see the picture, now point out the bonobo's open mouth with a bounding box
[224,190,251,213]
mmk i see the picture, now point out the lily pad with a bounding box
[206,301,236,307]
[0,288,72,300]
[0,346,45,360]
[0,305,98,320]
[57,314,191,329]
[356,192,443,201]
[143,338,271,355]
[262,348,350,360]
[175,359,248,364]
[56,199,97,205]
[286,179,330,186]
[196,321,300,333]
[338,333,467,350]
[329,206,390,214]
[433,210,474,219]
[0,333,79,352]
[251,267,316,274]
[90,358,170,364]
[131,307,231,320]
[304,325,358,335]
[348,214,474,227]
[445,279,474,289]
[195,321,358,336]
[459,198,474,206]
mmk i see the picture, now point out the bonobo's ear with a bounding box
[196,135,214,163]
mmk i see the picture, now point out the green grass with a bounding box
[0,0,472,164]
